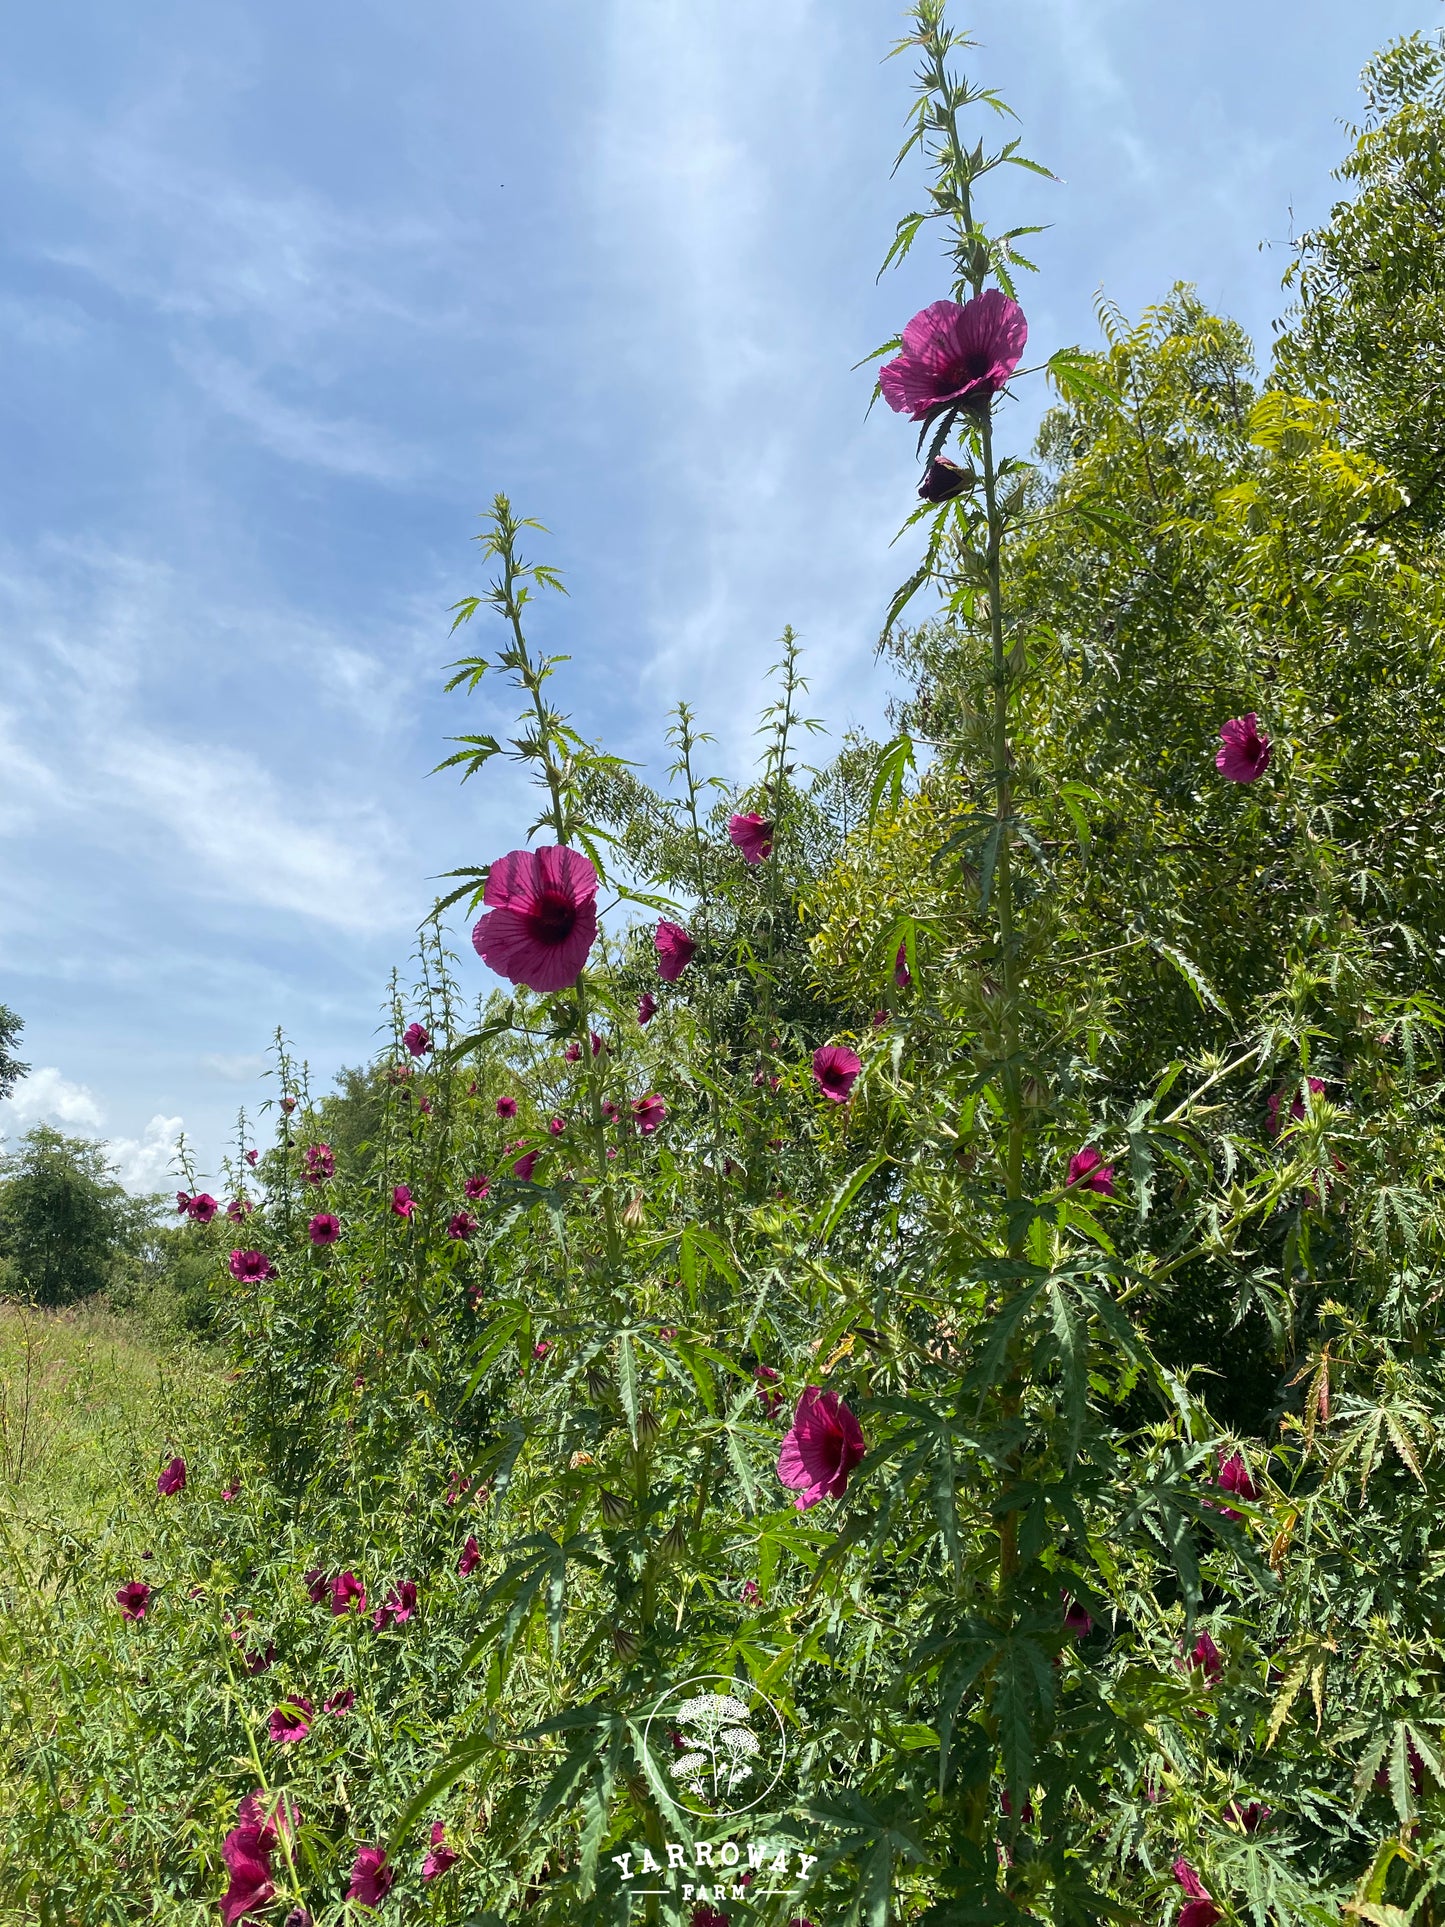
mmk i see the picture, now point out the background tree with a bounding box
[0,1004,27,1104]
[0,1126,144,1308]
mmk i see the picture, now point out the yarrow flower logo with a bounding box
[643,1674,787,1818]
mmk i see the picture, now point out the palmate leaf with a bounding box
[385,1734,491,1860]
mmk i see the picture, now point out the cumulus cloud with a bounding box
[108,1114,185,1193]
[0,1065,104,1133]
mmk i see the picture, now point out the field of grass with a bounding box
[0,1299,216,1535]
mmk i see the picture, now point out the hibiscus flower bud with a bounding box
[599,1489,629,1525]
[657,1519,690,1563]
[611,1623,641,1664]
[917,455,975,501]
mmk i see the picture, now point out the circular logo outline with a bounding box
[643,1672,787,1817]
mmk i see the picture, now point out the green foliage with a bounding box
[4,12,1445,1926]
[1274,30,1445,539]
[0,1125,151,1309]
[0,1003,26,1103]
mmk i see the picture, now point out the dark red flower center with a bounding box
[524,887,578,945]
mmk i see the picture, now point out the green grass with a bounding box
[0,1299,217,1534]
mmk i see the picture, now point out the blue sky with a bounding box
[1,0,1436,1189]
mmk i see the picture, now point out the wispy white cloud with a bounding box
[175,348,423,483]
[201,1053,267,1083]
[0,540,416,937]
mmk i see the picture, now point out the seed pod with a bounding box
[635,1406,663,1445]
[599,1489,629,1525]
[585,1367,609,1402]
[611,1623,641,1664]
[657,1519,690,1564]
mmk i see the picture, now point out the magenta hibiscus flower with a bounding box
[893,940,911,989]
[637,991,658,1025]
[741,1578,760,1605]
[447,1210,478,1241]
[308,1213,341,1246]
[1066,1146,1115,1195]
[220,1817,275,1925]
[655,919,697,982]
[225,1196,253,1222]
[373,1581,417,1629]
[1173,1860,1222,1927]
[175,1190,191,1214]
[390,1184,415,1220]
[563,1040,582,1062]
[157,1456,187,1496]
[463,1173,490,1200]
[1266,1075,1325,1139]
[458,1534,481,1576]
[547,1115,566,1137]
[116,1580,151,1620]
[512,1150,538,1181]
[267,1695,313,1744]
[1063,1597,1093,1640]
[812,1045,862,1103]
[330,1571,366,1617]
[1216,712,1271,783]
[879,290,1028,421]
[1208,1450,1258,1523]
[324,1686,355,1715]
[423,1820,459,1881]
[302,1143,334,1183]
[245,1149,258,1167]
[347,1845,394,1908]
[778,1387,866,1510]
[471,845,599,993]
[186,1192,218,1224]
[403,1021,432,1057]
[728,813,774,864]
[632,1094,667,1135]
[1185,1631,1224,1683]
[229,1249,275,1283]
[496,1095,517,1119]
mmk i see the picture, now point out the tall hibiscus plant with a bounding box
[416,9,1266,1925]
[809,3,1271,1919]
